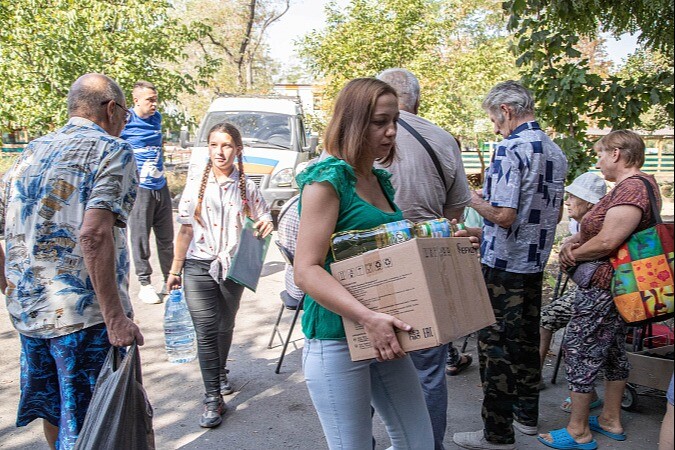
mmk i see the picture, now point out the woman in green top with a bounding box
[294,78,434,449]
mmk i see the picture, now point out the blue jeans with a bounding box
[303,339,434,450]
[409,344,449,450]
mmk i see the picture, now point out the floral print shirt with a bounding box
[0,118,138,338]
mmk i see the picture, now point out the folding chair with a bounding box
[267,240,304,374]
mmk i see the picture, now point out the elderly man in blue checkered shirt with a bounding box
[454,81,568,450]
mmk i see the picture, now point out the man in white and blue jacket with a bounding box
[121,80,174,304]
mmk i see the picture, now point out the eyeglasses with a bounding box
[100,100,132,122]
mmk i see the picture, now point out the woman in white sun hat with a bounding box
[537,172,607,415]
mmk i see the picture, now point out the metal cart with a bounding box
[621,332,673,411]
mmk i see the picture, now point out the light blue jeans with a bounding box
[303,339,434,450]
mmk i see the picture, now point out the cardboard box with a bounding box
[330,237,495,361]
[627,344,674,391]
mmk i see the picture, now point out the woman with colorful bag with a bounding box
[539,130,662,450]
[166,122,273,428]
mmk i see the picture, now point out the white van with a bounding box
[183,95,317,220]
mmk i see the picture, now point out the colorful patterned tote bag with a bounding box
[610,177,674,325]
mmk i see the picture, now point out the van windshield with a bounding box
[199,111,293,150]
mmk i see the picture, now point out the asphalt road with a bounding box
[0,224,670,449]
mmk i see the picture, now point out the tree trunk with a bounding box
[237,64,245,91]
[246,59,254,90]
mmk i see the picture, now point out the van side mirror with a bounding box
[303,134,319,155]
[179,130,193,148]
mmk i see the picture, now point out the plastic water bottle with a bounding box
[164,289,197,363]
[330,219,414,261]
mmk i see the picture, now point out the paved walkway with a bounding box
[0,231,670,449]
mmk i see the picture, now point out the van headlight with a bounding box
[271,168,294,187]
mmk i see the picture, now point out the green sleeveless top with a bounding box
[296,156,403,340]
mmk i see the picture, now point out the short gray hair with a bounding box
[376,68,420,112]
[67,73,125,119]
[482,80,535,121]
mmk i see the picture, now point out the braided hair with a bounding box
[237,153,250,218]
[193,122,249,226]
[193,159,212,227]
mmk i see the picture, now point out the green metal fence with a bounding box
[465,142,673,180]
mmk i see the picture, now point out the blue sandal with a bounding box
[589,416,626,441]
[537,428,598,450]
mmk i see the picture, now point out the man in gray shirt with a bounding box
[376,68,472,450]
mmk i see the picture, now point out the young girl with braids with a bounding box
[166,122,273,428]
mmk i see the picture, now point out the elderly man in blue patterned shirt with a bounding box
[454,81,568,450]
[0,73,144,450]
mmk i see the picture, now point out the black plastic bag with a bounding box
[74,342,155,450]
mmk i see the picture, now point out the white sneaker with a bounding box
[513,417,538,435]
[453,430,515,450]
[139,284,162,304]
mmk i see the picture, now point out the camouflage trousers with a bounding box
[478,266,543,444]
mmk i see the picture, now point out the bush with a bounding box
[165,169,187,198]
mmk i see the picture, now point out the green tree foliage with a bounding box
[0,0,211,135]
[299,0,518,146]
[505,0,674,180]
[510,0,674,55]
[171,0,289,123]
[616,50,674,131]
[183,0,289,90]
